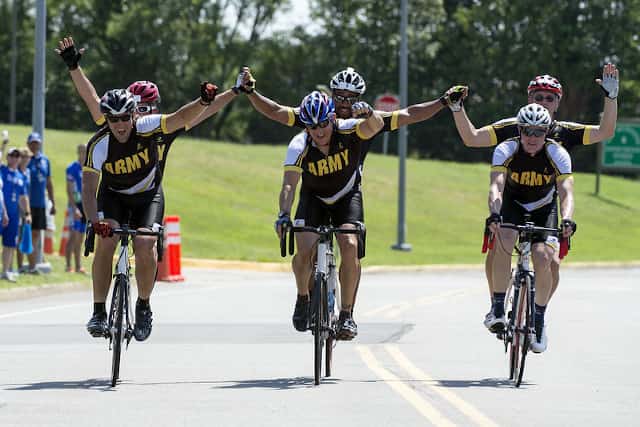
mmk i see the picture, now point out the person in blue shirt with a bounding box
[26,132,55,273]
[65,144,87,273]
[16,148,32,272]
[1,148,31,281]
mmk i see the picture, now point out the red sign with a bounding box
[374,93,401,112]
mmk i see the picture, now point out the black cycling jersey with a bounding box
[485,118,594,152]
[84,115,174,194]
[492,138,572,211]
[284,118,374,204]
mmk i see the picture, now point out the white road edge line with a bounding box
[385,344,500,427]
[356,345,457,427]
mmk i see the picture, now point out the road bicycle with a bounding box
[85,223,163,387]
[494,219,560,387]
[280,222,365,385]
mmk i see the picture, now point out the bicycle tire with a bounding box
[110,277,126,387]
[313,273,324,386]
[512,277,529,387]
[515,275,533,388]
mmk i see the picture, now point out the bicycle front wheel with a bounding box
[110,277,126,387]
[515,275,533,388]
[313,273,325,386]
[511,277,529,387]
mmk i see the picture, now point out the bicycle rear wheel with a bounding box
[511,277,529,387]
[313,273,324,385]
[110,277,126,387]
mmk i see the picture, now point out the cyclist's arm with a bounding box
[247,91,294,126]
[357,110,384,139]
[452,105,494,147]
[488,170,505,214]
[81,170,100,224]
[69,67,103,124]
[587,97,617,144]
[164,99,210,134]
[187,89,239,129]
[557,175,575,221]
[279,170,300,215]
[395,98,446,127]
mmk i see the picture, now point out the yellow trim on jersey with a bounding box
[556,173,572,182]
[390,111,400,131]
[160,115,169,134]
[583,125,595,145]
[483,126,498,146]
[284,165,303,173]
[296,145,310,168]
[491,166,507,173]
[95,116,106,126]
[83,165,100,174]
[355,122,367,139]
[287,108,295,127]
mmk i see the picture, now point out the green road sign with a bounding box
[602,123,640,169]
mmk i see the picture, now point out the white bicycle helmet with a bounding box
[100,89,137,116]
[516,103,553,128]
[329,67,366,95]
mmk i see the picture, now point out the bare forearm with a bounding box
[166,99,209,134]
[247,91,291,125]
[596,97,618,142]
[397,99,446,127]
[488,186,502,214]
[453,107,492,147]
[46,180,55,206]
[82,174,99,223]
[279,184,296,214]
[69,67,102,122]
[188,89,238,129]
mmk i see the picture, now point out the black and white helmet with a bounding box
[330,67,366,95]
[100,89,137,116]
[516,103,552,127]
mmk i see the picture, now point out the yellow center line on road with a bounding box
[385,345,500,427]
[356,345,457,427]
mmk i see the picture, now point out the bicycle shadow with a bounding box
[4,378,112,391]
[213,376,338,390]
[434,378,534,388]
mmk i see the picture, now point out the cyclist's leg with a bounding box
[531,203,558,307]
[292,191,322,297]
[131,188,164,299]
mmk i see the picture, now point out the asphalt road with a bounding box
[1,266,638,426]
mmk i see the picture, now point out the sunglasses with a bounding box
[333,94,359,104]
[136,104,155,114]
[533,94,557,103]
[519,126,548,137]
[307,119,331,130]
[106,114,132,123]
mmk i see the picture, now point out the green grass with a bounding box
[1,122,638,283]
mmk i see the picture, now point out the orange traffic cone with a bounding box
[58,208,71,256]
[44,229,54,255]
[157,216,184,282]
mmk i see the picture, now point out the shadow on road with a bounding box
[4,378,111,391]
[213,376,338,390]
[435,378,533,388]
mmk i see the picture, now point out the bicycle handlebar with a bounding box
[279,224,365,257]
[498,222,559,236]
[84,224,165,262]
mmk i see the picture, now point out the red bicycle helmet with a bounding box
[527,75,562,97]
[127,80,161,104]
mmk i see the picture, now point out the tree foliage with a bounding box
[2,0,639,171]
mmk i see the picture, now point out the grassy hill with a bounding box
[1,123,638,266]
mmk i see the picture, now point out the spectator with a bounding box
[0,148,31,281]
[65,144,87,273]
[26,132,55,274]
[16,147,32,273]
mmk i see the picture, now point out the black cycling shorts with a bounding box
[98,185,164,229]
[31,207,47,230]
[501,191,558,244]
[295,189,364,228]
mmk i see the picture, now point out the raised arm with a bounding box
[234,67,295,126]
[353,102,384,139]
[56,37,103,123]
[187,88,239,129]
[589,63,619,143]
[164,82,218,134]
[393,96,448,128]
